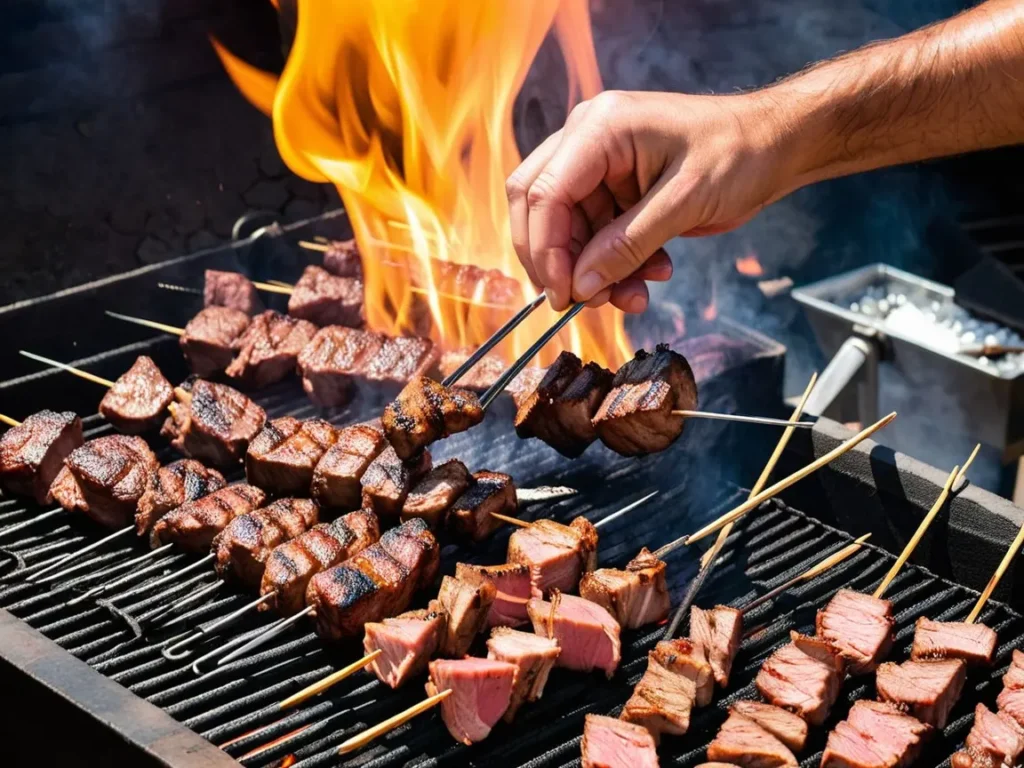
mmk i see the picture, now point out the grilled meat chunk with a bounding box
[582,714,659,768]
[580,547,670,629]
[364,604,447,689]
[213,498,319,587]
[998,688,1024,731]
[287,265,364,328]
[162,379,266,467]
[437,573,497,657]
[1005,649,1024,690]
[755,631,843,726]
[528,590,621,678]
[486,628,560,721]
[225,310,318,389]
[204,270,263,315]
[821,701,930,768]
[365,335,439,384]
[875,658,966,729]
[707,713,798,768]
[456,562,532,628]
[401,459,473,528]
[306,518,439,640]
[545,362,614,457]
[621,639,713,741]
[323,238,363,278]
[260,509,379,615]
[730,702,808,753]
[690,605,744,688]
[0,410,82,504]
[245,417,337,495]
[438,348,507,391]
[426,658,517,745]
[508,516,599,597]
[49,436,159,529]
[383,376,483,460]
[514,351,582,445]
[816,589,894,675]
[911,617,997,666]
[150,484,265,551]
[180,306,250,376]
[593,344,698,456]
[448,470,516,541]
[135,459,226,535]
[98,356,174,434]
[360,446,432,518]
[953,704,1024,768]
[311,422,387,510]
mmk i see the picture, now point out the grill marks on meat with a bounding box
[952,704,1024,768]
[621,639,713,741]
[528,590,621,678]
[486,627,560,721]
[508,516,598,598]
[180,306,250,376]
[437,573,497,657]
[401,459,473,528]
[582,714,660,768]
[204,270,263,315]
[911,618,997,666]
[49,435,159,529]
[689,605,744,688]
[311,422,387,510]
[580,547,670,629]
[287,265,365,328]
[383,376,483,460]
[514,351,582,446]
[875,658,966,729]
[707,712,798,768]
[135,459,226,535]
[245,417,337,495]
[426,657,517,745]
[593,344,697,456]
[456,562,531,628]
[323,238,363,279]
[162,379,266,467]
[213,498,319,587]
[360,446,432,518]
[817,590,894,675]
[364,604,446,689]
[225,310,318,389]
[755,631,843,726]
[0,409,82,504]
[730,702,808,753]
[545,362,614,457]
[260,509,379,615]
[448,470,516,541]
[150,484,266,551]
[438,348,507,391]
[821,701,931,768]
[98,356,174,434]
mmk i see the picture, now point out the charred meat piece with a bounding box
[707,712,798,768]
[755,631,843,726]
[816,589,894,675]
[0,410,82,505]
[306,518,439,640]
[593,344,698,456]
[226,310,318,389]
[621,639,712,741]
[911,617,997,666]
[821,701,931,768]
[508,516,598,598]
[437,573,497,657]
[545,362,614,457]
[260,509,379,615]
[875,658,966,729]
[953,704,1024,768]
[486,627,560,721]
[514,351,582,446]
[582,714,659,768]
[448,470,516,541]
[360,446,432,518]
[364,603,447,689]
[150,484,265,551]
[730,702,808,753]
[287,265,364,328]
[362,335,439,384]
[49,436,159,529]
[456,562,532,628]
[204,270,263,315]
[297,326,381,407]
[311,422,387,510]
[245,417,337,495]
[383,376,483,460]
[401,459,473,528]
[162,378,266,467]
[438,348,507,391]
[180,306,250,376]
[579,547,670,629]
[323,238,363,279]
[426,658,517,745]
[690,605,744,688]
[528,590,621,678]
[213,498,319,587]
[135,459,226,535]
[98,356,174,434]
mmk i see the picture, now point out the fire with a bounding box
[213,0,631,368]
[735,251,763,277]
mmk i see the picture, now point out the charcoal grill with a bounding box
[0,213,1022,768]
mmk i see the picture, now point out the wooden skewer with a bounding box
[278,650,383,710]
[0,413,21,427]
[105,311,184,337]
[19,351,116,388]
[249,280,294,295]
[265,279,294,289]
[966,514,1024,623]
[672,410,815,429]
[298,240,329,252]
[337,689,452,754]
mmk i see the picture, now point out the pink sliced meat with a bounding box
[875,658,966,729]
[730,701,808,753]
[486,628,560,721]
[579,547,671,629]
[707,712,798,768]
[508,516,598,598]
[690,605,744,687]
[911,618,997,666]
[528,591,621,678]
[620,639,711,742]
[816,589,894,675]
[425,658,517,745]
[582,714,660,768]
[821,701,931,768]
[1004,649,1024,690]
[437,573,496,657]
[962,704,1024,768]
[364,605,446,689]
[456,562,532,628]
[755,632,843,726]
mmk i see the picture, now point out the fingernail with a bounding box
[575,271,603,300]
[544,288,557,307]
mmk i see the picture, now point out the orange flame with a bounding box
[213,0,631,368]
[735,251,763,277]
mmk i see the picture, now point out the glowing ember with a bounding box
[735,252,763,277]
[213,0,632,368]
[703,278,718,322]
[280,757,297,768]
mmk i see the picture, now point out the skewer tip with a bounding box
[489,511,530,528]
[278,649,383,710]
[338,688,452,754]
[0,413,20,428]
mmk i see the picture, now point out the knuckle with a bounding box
[607,232,647,271]
[505,173,527,202]
[591,90,625,116]
[527,171,561,208]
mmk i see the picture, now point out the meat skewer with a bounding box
[0,410,84,506]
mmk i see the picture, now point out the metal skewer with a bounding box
[671,410,815,429]
[19,350,116,388]
[105,311,185,336]
[25,524,134,583]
